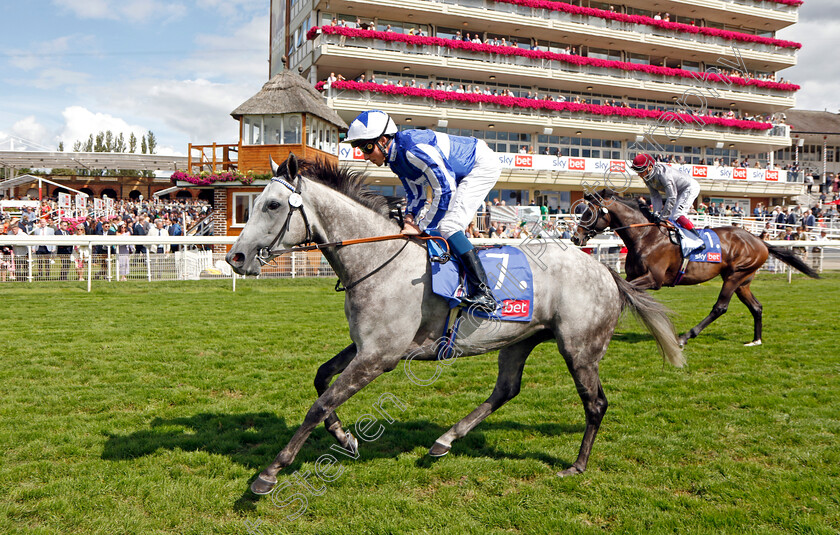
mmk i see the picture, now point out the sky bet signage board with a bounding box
[338,144,787,182]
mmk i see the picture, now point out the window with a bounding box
[264,115,283,145]
[243,116,259,145]
[501,189,529,206]
[242,114,301,145]
[681,61,701,72]
[284,114,301,144]
[232,193,261,226]
[587,47,621,61]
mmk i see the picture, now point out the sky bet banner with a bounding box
[339,144,786,183]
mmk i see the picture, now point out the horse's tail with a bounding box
[765,243,820,279]
[609,269,685,368]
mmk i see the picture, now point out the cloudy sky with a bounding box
[0,0,836,157]
[777,0,840,114]
[0,0,267,155]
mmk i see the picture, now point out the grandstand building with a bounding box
[776,109,840,190]
[272,0,803,214]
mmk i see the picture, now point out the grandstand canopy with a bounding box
[0,174,90,195]
[0,150,188,172]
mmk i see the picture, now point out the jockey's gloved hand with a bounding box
[650,211,663,224]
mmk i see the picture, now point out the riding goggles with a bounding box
[351,139,378,155]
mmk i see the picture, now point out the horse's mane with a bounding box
[591,188,642,211]
[301,158,397,220]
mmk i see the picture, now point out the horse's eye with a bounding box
[267,201,281,210]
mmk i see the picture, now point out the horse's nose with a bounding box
[226,250,244,268]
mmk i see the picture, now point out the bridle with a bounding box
[576,200,610,242]
[575,196,670,243]
[256,174,313,266]
[254,170,451,291]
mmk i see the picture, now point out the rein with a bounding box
[266,233,450,256]
[271,233,452,293]
[257,173,451,290]
[577,199,674,239]
[609,222,673,232]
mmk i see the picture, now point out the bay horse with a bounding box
[226,155,684,495]
[571,188,819,347]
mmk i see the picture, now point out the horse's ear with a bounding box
[287,152,298,178]
[269,157,280,176]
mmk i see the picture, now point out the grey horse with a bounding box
[226,154,684,495]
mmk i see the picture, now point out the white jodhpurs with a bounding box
[435,140,501,239]
[669,181,701,220]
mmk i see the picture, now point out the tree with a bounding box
[94,132,105,152]
[146,131,157,154]
[58,142,64,152]
[64,129,151,177]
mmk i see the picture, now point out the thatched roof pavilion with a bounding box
[231,69,347,129]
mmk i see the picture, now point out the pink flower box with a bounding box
[491,0,801,49]
[309,26,799,92]
[316,80,774,131]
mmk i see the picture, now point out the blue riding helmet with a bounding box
[346,110,398,147]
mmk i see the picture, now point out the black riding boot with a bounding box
[459,249,497,313]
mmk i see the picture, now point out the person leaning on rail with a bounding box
[345,109,501,313]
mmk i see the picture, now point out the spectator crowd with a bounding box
[1,197,211,282]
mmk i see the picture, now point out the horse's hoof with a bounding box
[744,339,762,347]
[557,466,583,478]
[428,441,451,457]
[345,432,359,454]
[677,336,687,348]
[250,474,278,495]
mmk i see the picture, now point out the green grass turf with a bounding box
[0,274,838,534]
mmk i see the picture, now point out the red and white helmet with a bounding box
[630,153,656,172]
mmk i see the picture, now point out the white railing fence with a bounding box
[1,235,837,290]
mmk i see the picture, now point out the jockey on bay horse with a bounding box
[345,109,500,312]
[630,153,703,252]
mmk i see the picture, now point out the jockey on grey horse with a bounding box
[225,154,684,496]
[345,109,500,312]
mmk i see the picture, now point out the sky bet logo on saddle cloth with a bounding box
[686,228,722,263]
[427,241,534,322]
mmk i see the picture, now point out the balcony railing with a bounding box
[313,30,798,100]
[420,0,800,55]
[321,82,789,138]
[187,143,238,175]
[691,0,800,13]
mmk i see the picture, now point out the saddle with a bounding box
[669,223,721,286]
[671,223,721,263]
[426,240,534,322]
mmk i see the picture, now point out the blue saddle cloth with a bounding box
[680,228,722,263]
[427,240,534,322]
